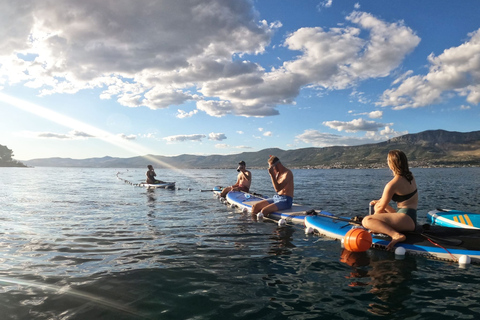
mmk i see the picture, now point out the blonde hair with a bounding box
[388,150,413,182]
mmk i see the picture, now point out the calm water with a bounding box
[0,167,479,320]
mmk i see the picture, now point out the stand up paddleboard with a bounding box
[139,182,176,189]
[428,209,480,229]
[220,190,318,224]
[305,213,480,263]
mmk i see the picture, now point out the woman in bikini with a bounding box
[362,150,418,250]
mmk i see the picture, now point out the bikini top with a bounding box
[392,189,417,202]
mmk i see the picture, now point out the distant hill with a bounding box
[22,129,480,169]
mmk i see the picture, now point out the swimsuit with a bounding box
[397,208,417,227]
[392,189,418,226]
[266,194,293,211]
[392,189,417,202]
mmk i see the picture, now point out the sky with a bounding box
[1,0,480,161]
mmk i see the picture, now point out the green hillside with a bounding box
[23,129,480,168]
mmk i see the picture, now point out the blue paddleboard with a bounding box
[223,191,318,224]
[428,209,480,229]
[305,213,480,263]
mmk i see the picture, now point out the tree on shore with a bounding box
[0,144,26,167]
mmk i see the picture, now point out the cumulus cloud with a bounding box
[0,2,421,117]
[368,111,383,119]
[323,118,392,132]
[318,0,333,10]
[380,28,480,109]
[295,126,405,147]
[32,130,94,139]
[208,132,227,141]
[118,133,136,140]
[295,130,371,147]
[163,134,206,142]
[263,131,273,137]
[176,109,198,119]
[37,132,71,139]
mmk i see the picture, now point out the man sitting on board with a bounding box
[251,156,294,217]
[220,161,252,198]
[146,165,165,184]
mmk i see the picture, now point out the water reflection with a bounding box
[340,249,417,316]
[268,226,296,256]
[146,189,156,217]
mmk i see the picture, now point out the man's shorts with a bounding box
[266,194,293,210]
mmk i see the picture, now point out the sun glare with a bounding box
[0,92,186,174]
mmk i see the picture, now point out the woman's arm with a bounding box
[373,180,396,213]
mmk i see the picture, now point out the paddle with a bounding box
[311,211,362,225]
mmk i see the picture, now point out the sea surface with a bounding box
[0,166,479,320]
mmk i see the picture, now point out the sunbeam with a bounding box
[0,92,198,181]
[0,276,148,319]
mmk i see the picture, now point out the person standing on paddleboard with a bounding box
[362,150,418,250]
[146,165,165,184]
[251,156,294,217]
[220,161,252,198]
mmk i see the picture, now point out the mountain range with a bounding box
[22,129,480,169]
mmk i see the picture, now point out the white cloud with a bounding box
[208,132,227,141]
[118,133,136,140]
[295,130,371,147]
[163,134,206,142]
[295,126,405,147]
[176,109,198,119]
[380,28,480,109]
[37,132,71,139]
[263,131,273,137]
[23,130,95,140]
[0,2,421,118]
[368,111,383,119]
[349,110,383,118]
[318,0,333,9]
[323,118,392,132]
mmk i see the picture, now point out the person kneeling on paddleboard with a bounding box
[251,156,294,217]
[146,165,165,184]
[220,161,252,198]
[361,150,418,250]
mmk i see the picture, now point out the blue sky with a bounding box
[1,0,479,161]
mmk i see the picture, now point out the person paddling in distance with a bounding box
[251,156,294,217]
[362,150,418,250]
[220,161,252,198]
[146,165,165,184]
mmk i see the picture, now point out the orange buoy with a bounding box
[343,228,372,252]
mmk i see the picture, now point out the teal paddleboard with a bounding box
[428,209,480,229]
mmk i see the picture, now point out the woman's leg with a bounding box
[362,213,415,250]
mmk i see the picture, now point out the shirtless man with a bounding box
[220,161,252,198]
[251,156,294,217]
